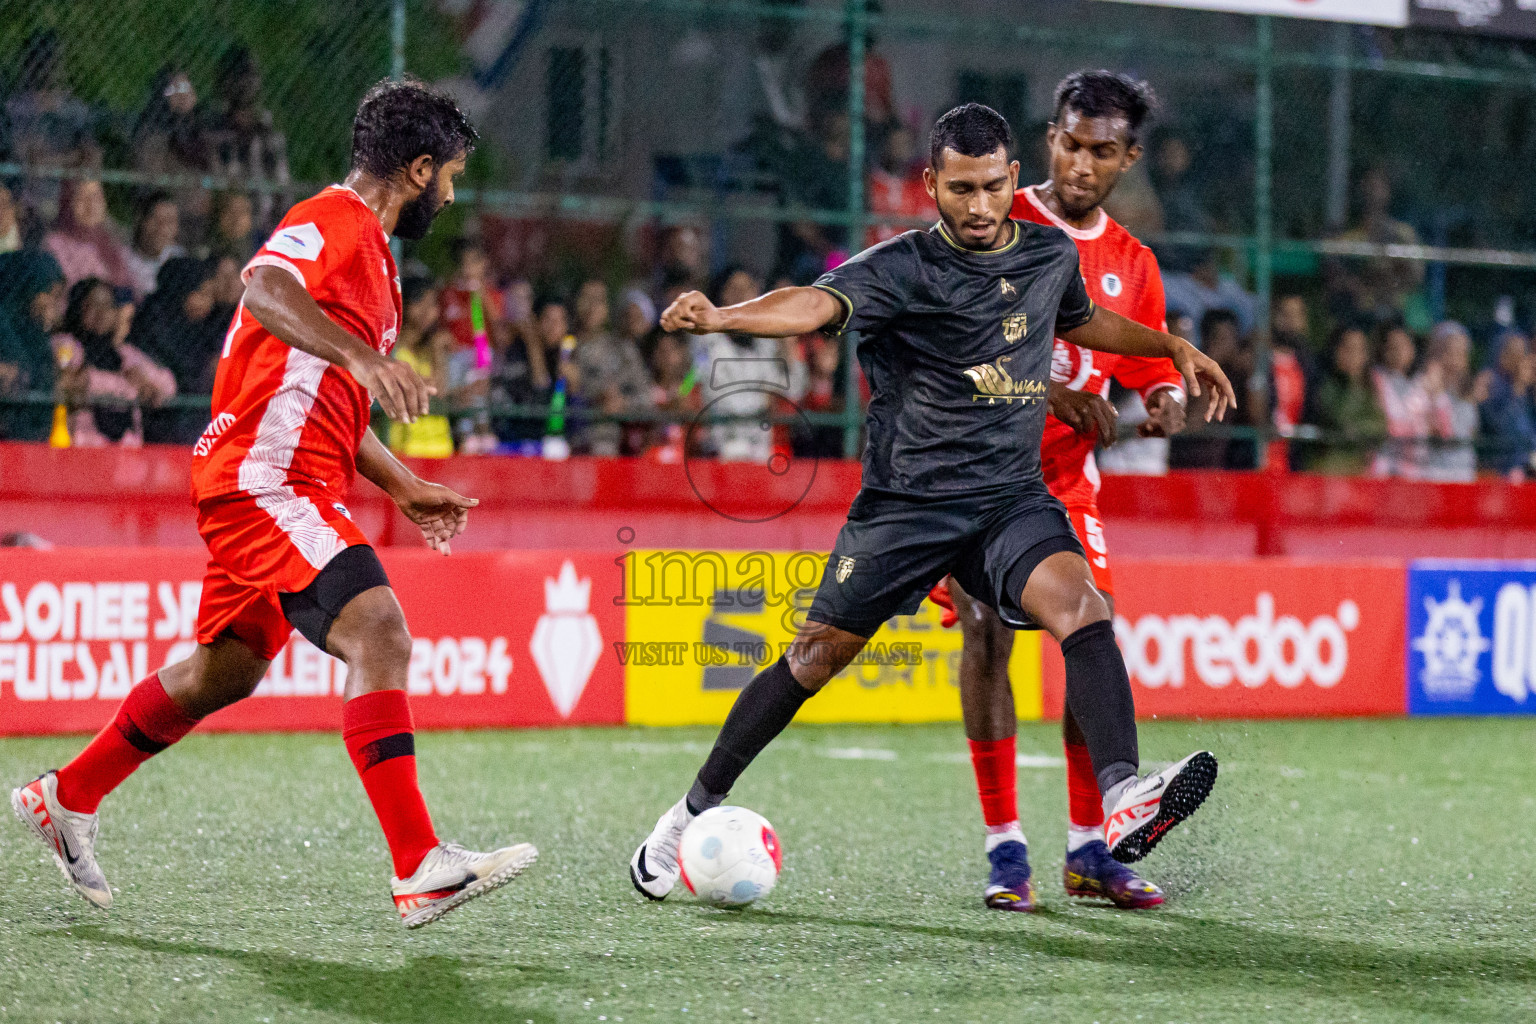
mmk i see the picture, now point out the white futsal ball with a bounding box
[678,806,782,907]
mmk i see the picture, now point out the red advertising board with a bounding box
[1042,559,1407,718]
[0,549,626,735]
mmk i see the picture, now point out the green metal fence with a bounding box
[4,0,1536,463]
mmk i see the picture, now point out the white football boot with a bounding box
[391,840,538,928]
[1104,750,1218,864]
[11,771,113,909]
[629,798,694,900]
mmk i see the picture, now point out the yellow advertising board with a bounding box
[620,549,1042,726]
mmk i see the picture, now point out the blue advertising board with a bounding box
[1408,560,1536,715]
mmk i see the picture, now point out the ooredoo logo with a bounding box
[1116,593,1360,690]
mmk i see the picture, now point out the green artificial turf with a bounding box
[2,719,1535,1023]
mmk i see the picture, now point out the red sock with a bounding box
[343,689,439,879]
[54,674,200,814]
[968,736,1018,828]
[1064,741,1104,829]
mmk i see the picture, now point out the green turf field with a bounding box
[3,719,1535,1023]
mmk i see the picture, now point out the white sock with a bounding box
[1066,824,1104,853]
[1101,775,1136,822]
[984,822,1026,854]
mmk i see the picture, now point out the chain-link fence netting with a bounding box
[2,0,1536,475]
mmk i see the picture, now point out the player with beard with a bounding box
[12,79,538,928]
[630,103,1228,909]
[930,71,1196,911]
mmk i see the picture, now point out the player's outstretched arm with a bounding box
[244,265,433,424]
[660,286,841,339]
[356,429,478,555]
[1061,307,1236,422]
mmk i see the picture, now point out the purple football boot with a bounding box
[983,840,1035,912]
[1064,839,1164,909]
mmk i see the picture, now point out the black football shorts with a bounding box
[805,486,1084,638]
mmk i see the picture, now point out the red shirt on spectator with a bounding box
[866,166,935,247]
[438,280,503,353]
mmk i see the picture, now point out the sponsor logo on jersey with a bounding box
[1101,272,1123,297]
[1002,313,1028,342]
[1000,278,1017,299]
[264,222,325,262]
[332,502,352,520]
[965,355,1046,404]
[836,556,856,583]
[192,412,237,458]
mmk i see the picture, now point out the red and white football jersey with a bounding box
[1013,185,1183,508]
[191,185,401,503]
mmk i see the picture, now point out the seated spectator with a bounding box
[1264,293,1318,438]
[795,332,849,459]
[0,250,67,440]
[646,330,702,463]
[204,45,291,227]
[129,257,224,443]
[573,280,655,456]
[1419,321,1485,484]
[1149,132,1211,242]
[440,238,506,366]
[123,193,185,301]
[0,183,22,255]
[617,287,657,348]
[205,190,257,263]
[1160,249,1255,347]
[5,30,100,219]
[1325,166,1425,328]
[1372,323,1432,477]
[490,294,569,450]
[1479,329,1536,480]
[1309,324,1387,476]
[867,125,933,246]
[207,253,245,321]
[652,225,708,301]
[440,240,507,452]
[133,65,211,233]
[44,178,133,291]
[778,110,852,283]
[387,276,455,458]
[53,278,175,446]
[1170,308,1250,469]
[696,266,807,462]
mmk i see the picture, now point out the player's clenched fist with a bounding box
[351,349,435,424]
[660,290,723,334]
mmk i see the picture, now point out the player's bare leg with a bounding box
[324,585,536,927]
[1016,551,1216,864]
[12,635,268,910]
[631,621,869,899]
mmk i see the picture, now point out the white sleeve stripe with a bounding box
[242,254,309,290]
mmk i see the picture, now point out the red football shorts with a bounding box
[194,487,370,660]
[1065,502,1114,596]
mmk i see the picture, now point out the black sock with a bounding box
[1060,619,1139,793]
[687,655,814,814]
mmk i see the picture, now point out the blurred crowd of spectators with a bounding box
[381,236,852,464]
[3,25,1536,482]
